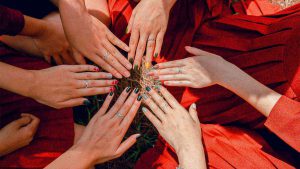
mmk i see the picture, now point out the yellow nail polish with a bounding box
[145,62,151,69]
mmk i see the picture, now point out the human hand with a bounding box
[0,114,40,157]
[28,65,116,109]
[148,46,234,88]
[73,87,142,164]
[127,0,176,69]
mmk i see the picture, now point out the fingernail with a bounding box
[94,67,100,71]
[125,71,131,77]
[192,103,197,109]
[137,95,142,101]
[154,53,158,58]
[153,76,159,80]
[83,100,91,106]
[125,27,129,34]
[107,74,113,79]
[126,87,131,93]
[147,72,154,76]
[142,94,149,100]
[153,65,159,69]
[146,86,151,92]
[134,65,138,71]
[145,62,151,69]
[116,73,122,79]
[109,92,114,96]
[136,134,141,139]
[110,86,115,92]
[129,58,134,64]
[126,63,132,70]
[134,88,139,94]
[142,107,147,113]
[112,80,118,85]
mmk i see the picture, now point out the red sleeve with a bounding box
[0,6,25,36]
[264,96,300,152]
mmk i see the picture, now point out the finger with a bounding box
[145,86,172,113]
[75,79,116,89]
[148,67,185,76]
[61,51,76,64]
[134,33,148,68]
[107,30,130,52]
[115,134,140,157]
[21,114,40,132]
[75,86,113,97]
[153,60,184,69]
[105,87,132,118]
[92,54,122,79]
[185,46,213,56]
[60,98,88,107]
[189,103,200,124]
[142,94,165,121]
[75,72,113,80]
[158,86,180,109]
[153,31,165,59]
[99,49,130,78]
[127,10,136,34]
[67,65,100,73]
[53,53,63,65]
[128,27,139,65]
[96,92,114,117]
[157,74,188,81]
[164,81,193,87]
[72,49,86,64]
[120,97,142,128]
[103,41,132,70]
[142,107,162,128]
[113,89,139,122]
[145,34,156,68]
[11,116,31,128]
[44,55,51,63]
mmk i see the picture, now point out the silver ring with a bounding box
[84,80,89,88]
[115,112,125,119]
[103,51,110,60]
[148,38,155,42]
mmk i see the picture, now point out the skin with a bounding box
[142,86,206,169]
[149,46,282,117]
[58,0,131,79]
[127,0,177,69]
[46,88,142,169]
[0,62,116,109]
[0,114,40,157]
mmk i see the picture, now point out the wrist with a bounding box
[163,0,177,12]
[176,145,205,169]
[68,144,96,167]
[20,16,47,37]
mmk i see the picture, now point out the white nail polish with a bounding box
[142,107,147,113]
[191,103,196,109]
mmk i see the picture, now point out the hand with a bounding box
[127,0,176,69]
[141,86,206,169]
[148,46,233,88]
[28,65,116,109]
[73,87,142,164]
[0,114,40,157]
[59,4,132,78]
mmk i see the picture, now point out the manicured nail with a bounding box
[125,27,129,34]
[136,134,141,139]
[134,65,138,71]
[191,103,196,109]
[145,86,151,92]
[137,95,142,101]
[116,73,122,79]
[83,100,91,106]
[112,80,118,85]
[126,87,131,93]
[153,76,159,80]
[145,62,151,69]
[107,74,113,79]
[134,88,139,94]
[129,58,134,64]
[94,67,100,71]
[109,92,114,96]
[154,53,158,58]
[142,94,149,100]
[124,71,131,77]
[142,107,147,113]
[152,65,159,69]
[110,86,115,92]
[147,72,154,76]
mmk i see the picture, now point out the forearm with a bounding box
[177,145,207,169]
[219,63,282,117]
[0,62,34,97]
[19,16,46,37]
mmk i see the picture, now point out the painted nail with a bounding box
[129,58,134,64]
[191,103,196,109]
[126,87,131,93]
[125,27,129,34]
[110,86,115,92]
[136,134,141,139]
[142,94,149,100]
[137,95,142,101]
[154,53,158,58]
[94,67,100,71]
[134,65,138,71]
[134,88,139,94]
[145,62,151,69]
[109,92,114,96]
[83,100,91,106]
[147,72,154,76]
[142,107,147,113]
[152,65,159,69]
[153,76,159,80]
[145,86,151,92]
[112,80,118,85]
[107,74,113,79]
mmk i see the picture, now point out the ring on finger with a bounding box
[115,112,125,119]
[84,80,89,88]
[103,51,110,60]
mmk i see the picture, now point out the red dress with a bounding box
[0,6,74,168]
[108,0,300,168]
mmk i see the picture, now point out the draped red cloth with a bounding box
[0,6,74,168]
[108,0,300,168]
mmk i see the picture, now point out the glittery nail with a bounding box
[137,95,142,101]
[145,86,151,92]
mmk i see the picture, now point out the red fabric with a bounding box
[0,6,24,36]
[265,96,300,152]
[0,45,74,169]
[108,0,300,168]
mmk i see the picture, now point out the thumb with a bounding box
[185,46,212,56]
[11,116,32,129]
[189,103,200,124]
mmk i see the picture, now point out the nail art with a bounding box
[126,87,131,93]
[154,53,158,58]
[109,92,114,96]
[142,107,147,113]
[94,67,100,71]
[145,86,151,92]
[83,100,91,106]
[134,88,139,94]
[112,80,118,85]
[137,95,142,101]
[142,94,149,100]
[129,58,134,64]
[110,86,115,92]
[136,134,141,139]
